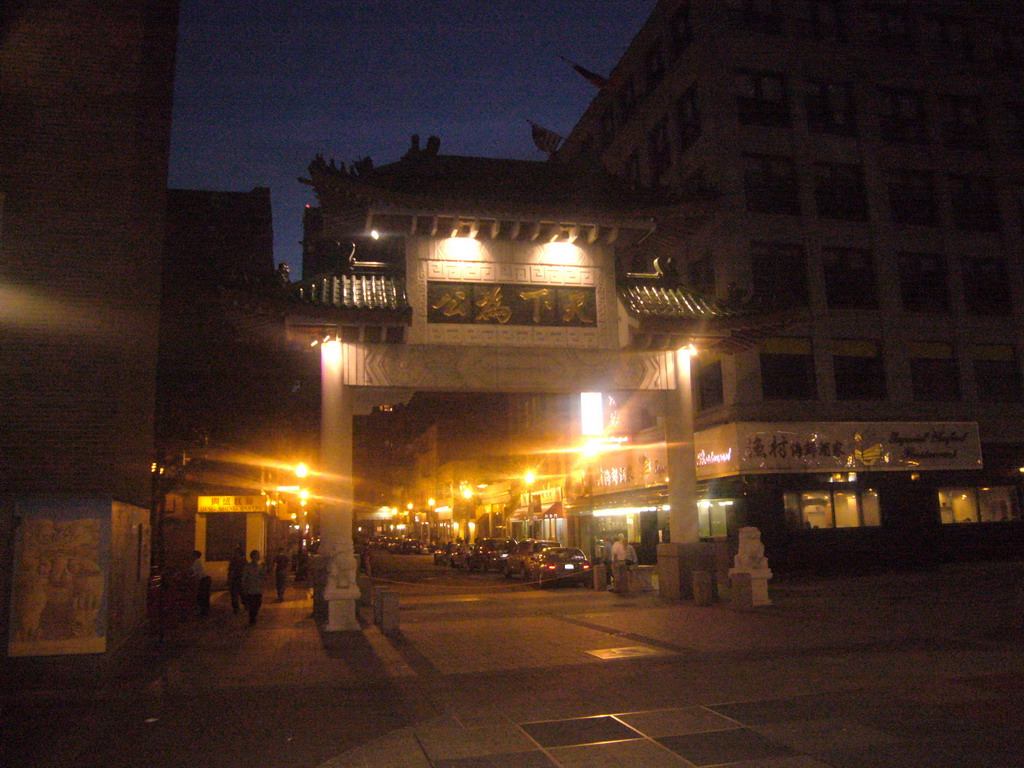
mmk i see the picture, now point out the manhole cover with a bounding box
[585,646,668,659]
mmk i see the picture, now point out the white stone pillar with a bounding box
[657,346,703,600]
[320,340,360,631]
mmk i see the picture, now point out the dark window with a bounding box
[751,241,808,305]
[688,256,715,296]
[600,109,617,145]
[833,340,886,400]
[735,70,789,127]
[972,346,1022,403]
[648,116,671,181]
[994,27,1024,71]
[805,81,857,136]
[910,344,960,401]
[644,44,666,94]
[868,6,915,51]
[922,15,973,61]
[886,169,938,226]
[616,78,637,124]
[792,0,846,41]
[813,162,868,221]
[962,256,1012,316]
[878,88,928,144]
[696,360,724,409]
[950,175,1000,232]
[677,85,701,153]
[1006,104,1024,150]
[669,1,693,58]
[726,0,783,34]
[761,339,817,399]
[743,154,800,215]
[898,252,948,312]
[822,247,877,309]
[938,95,986,151]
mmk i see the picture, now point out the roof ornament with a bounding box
[627,255,679,282]
[402,134,441,160]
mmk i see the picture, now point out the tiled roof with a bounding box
[298,273,408,313]
[619,284,740,320]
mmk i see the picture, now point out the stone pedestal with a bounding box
[728,527,772,608]
[692,570,716,606]
[593,564,607,591]
[657,541,716,600]
[325,550,361,632]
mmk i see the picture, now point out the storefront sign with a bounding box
[427,281,596,327]
[198,495,265,513]
[695,422,982,479]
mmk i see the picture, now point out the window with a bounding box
[922,15,973,61]
[743,154,800,215]
[698,499,732,539]
[696,359,724,410]
[868,5,915,51]
[735,70,789,127]
[644,44,666,94]
[669,1,693,58]
[813,162,868,221]
[688,256,715,296]
[822,247,877,309]
[677,85,701,153]
[993,26,1024,71]
[648,116,671,181]
[725,0,783,34]
[950,175,1000,232]
[785,489,881,529]
[939,487,1021,524]
[792,0,846,41]
[886,169,938,226]
[961,255,1011,316]
[1006,104,1024,150]
[878,88,928,144]
[751,242,808,305]
[898,252,948,312]
[599,108,617,145]
[833,339,886,400]
[804,80,857,136]
[938,95,986,151]
[616,78,637,124]
[761,337,817,400]
[971,344,1022,403]
[909,342,960,402]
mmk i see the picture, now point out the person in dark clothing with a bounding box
[227,545,246,614]
[241,550,265,625]
[190,550,211,617]
[274,547,290,602]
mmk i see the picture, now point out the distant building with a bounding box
[0,0,180,656]
[560,0,1024,568]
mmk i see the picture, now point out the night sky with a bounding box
[167,0,654,279]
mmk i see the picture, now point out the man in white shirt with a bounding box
[610,534,633,595]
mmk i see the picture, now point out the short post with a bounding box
[692,570,715,606]
[378,589,399,634]
[593,564,607,591]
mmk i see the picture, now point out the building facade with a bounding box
[560,0,1024,568]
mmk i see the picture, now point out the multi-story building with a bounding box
[0,0,180,656]
[560,0,1024,568]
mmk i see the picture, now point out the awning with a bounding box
[542,501,563,517]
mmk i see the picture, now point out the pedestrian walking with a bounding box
[241,549,265,625]
[274,547,290,602]
[227,544,246,614]
[190,550,211,617]
[610,534,635,595]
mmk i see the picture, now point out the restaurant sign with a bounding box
[197,495,265,513]
[427,281,596,327]
[695,422,982,479]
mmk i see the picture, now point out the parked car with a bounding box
[465,538,517,572]
[524,547,592,588]
[433,542,457,566]
[450,541,473,569]
[503,539,561,579]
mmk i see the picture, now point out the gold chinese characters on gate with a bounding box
[427,282,597,327]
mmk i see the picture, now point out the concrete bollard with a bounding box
[374,588,399,634]
[692,570,715,606]
[593,565,607,591]
[730,572,754,611]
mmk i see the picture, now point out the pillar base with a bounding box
[326,587,361,631]
[657,541,717,601]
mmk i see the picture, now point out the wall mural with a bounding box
[7,497,109,656]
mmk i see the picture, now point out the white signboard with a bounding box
[695,422,982,479]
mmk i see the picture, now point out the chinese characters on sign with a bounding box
[197,495,265,513]
[427,281,597,327]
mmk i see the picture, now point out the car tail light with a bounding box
[583,564,591,569]
[546,564,556,570]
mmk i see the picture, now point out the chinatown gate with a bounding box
[288,145,782,630]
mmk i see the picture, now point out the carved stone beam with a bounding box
[410,215,419,234]
[430,216,439,236]
[606,226,620,244]
[510,220,522,239]
[489,219,500,239]
[587,225,599,244]
[529,221,542,241]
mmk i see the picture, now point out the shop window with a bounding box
[735,69,789,127]
[950,175,1001,232]
[698,499,732,539]
[785,489,881,529]
[886,169,939,226]
[962,256,1012,316]
[898,252,949,312]
[813,162,868,221]
[761,337,816,400]
[971,344,1023,403]
[833,339,886,401]
[751,241,808,305]
[804,80,857,136]
[878,88,928,144]
[743,154,800,215]
[204,513,247,561]
[822,247,877,309]
[909,342,960,402]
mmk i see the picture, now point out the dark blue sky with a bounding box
[167,0,653,280]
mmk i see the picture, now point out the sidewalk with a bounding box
[3,561,1023,768]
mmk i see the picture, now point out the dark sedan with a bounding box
[465,538,517,572]
[524,547,592,588]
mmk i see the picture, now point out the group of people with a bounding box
[189,545,295,626]
[605,533,637,595]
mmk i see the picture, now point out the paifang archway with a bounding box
[287,144,789,630]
